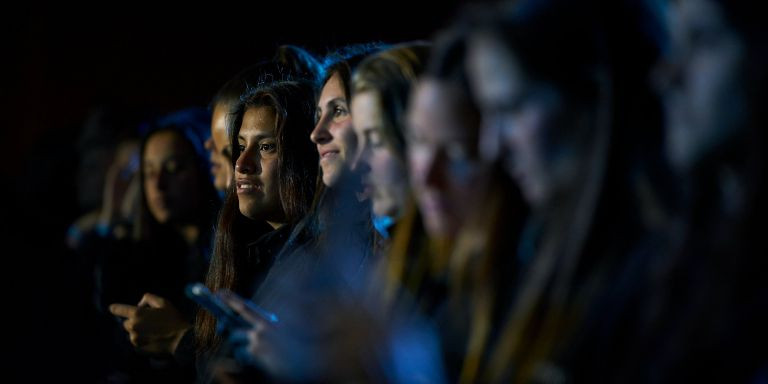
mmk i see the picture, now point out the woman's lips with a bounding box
[236,180,262,194]
[320,150,340,160]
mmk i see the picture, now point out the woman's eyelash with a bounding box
[333,105,348,116]
[260,143,276,151]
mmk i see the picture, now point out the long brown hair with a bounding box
[196,80,318,351]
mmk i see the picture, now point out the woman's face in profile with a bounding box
[406,79,486,237]
[351,90,409,219]
[311,72,357,188]
[468,34,574,209]
[661,0,748,172]
[234,106,283,225]
[207,102,233,192]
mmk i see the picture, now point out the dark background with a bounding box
[2,2,467,380]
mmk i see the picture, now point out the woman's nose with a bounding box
[311,118,332,145]
[235,147,260,175]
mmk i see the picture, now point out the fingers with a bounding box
[229,327,265,369]
[128,332,154,349]
[109,303,137,319]
[233,341,260,368]
[112,297,187,356]
[129,332,139,346]
[138,293,166,308]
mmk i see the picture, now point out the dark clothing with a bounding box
[242,224,294,297]
[251,200,374,317]
[99,232,207,317]
[91,227,209,383]
[195,224,295,384]
[211,190,376,383]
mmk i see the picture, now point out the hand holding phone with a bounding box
[185,283,279,330]
[217,289,279,324]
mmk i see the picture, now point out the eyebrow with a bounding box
[319,97,347,110]
[238,132,276,141]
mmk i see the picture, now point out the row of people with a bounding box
[66,0,767,381]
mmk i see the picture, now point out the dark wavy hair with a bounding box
[211,45,322,111]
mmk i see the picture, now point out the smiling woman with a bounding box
[234,106,283,226]
[195,79,319,379]
[312,71,356,187]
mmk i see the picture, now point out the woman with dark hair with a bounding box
[202,47,324,311]
[214,44,391,382]
[197,78,319,342]
[310,42,384,189]
[108,53,322,383]
[192,79,319,381]
[206,45,322,195]
[103,107,219,382]
[256,42,386,289]
[464,0,668,381]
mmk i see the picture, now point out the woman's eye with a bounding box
[238,144,246,153]
[259,143,276,152]
[333,105,348,118]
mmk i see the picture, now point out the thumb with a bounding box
[138,293,166,308]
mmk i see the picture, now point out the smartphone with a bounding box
[185,283,252,328]
[185,283,279,327]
